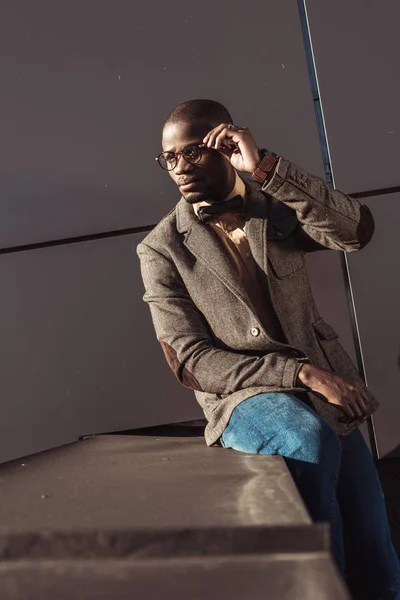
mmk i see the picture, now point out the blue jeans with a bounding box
[220,392,400,600]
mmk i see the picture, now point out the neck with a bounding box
[193,172,246,217]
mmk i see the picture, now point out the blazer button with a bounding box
[250,327,260,337]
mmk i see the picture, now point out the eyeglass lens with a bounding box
[158,145,202,171]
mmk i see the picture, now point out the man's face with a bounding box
[161,120,235,204]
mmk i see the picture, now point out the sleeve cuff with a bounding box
[282,356,311,389]
[282,356,304,388]
[261,157,290,196]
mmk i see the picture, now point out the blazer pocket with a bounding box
[312,318,358,378]
[312,318,338,340]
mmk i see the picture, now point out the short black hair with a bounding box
[163,99,233,132]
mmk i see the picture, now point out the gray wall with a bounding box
[305,0,399,192]
[0,233,205,464]
[345,195,400,457]
[0,0,324,248]
[306,0,400,456]
[0,0,396,462]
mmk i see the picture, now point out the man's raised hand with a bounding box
[203,123,261,173]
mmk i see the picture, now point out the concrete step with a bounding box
[0,553,351,600]
[0,433,350,599]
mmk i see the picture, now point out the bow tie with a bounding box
[197,195,245,224]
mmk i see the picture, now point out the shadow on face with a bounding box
[161,121,236,204]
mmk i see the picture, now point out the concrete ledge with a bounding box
[0,554,351,600]
[0,523,328,561]
[0,433,349,599]
[0,434,311,532]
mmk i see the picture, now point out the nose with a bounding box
[174,153,194,175]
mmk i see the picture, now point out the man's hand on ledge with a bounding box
[297,363,369,422]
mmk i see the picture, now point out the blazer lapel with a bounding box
[176,178,269,309]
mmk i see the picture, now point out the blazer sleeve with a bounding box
[136,242,306,395]
[262,157,375,252]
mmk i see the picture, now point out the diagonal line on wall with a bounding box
[297,0,379,458]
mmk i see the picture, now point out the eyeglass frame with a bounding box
[155,143,208,171]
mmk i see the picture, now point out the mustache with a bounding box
[178,176,203,185]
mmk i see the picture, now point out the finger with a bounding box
[214,129,240,150]
[340,401,357,419]
[206,123,244,148]
[348,381,369,416]
[352,390,368,417]
[347,396,363,419]
[206,129,223,148]
[339,415,356,424]
[342,387,363,418]
[214,128,230,150]
[338,400,358,423]
[203,123,230,146]
[216,144,233,158]
[202,127,218,146]
[209,127,234,150]
[339,415,352,424]
[356,387,370,416]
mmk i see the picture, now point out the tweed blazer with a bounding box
[136,156,378,446]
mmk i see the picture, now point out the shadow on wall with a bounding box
[379,344,400,459]
[383,446,400,460]
[375,457,400,559]
[384,346,400,458]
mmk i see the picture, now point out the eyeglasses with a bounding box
[155,143,207,171]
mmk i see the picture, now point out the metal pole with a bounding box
[296,0,378,458]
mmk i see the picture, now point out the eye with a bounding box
[183,145,197,157]
[165,152,176,162]
[183,145,201,161]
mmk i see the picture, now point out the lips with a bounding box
[179,178,202,191]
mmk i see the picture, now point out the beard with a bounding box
[183,191,209,205]
[183,190,223,205]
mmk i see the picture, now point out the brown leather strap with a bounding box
[252,152,279,183]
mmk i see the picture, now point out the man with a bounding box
[136,99,399,599]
